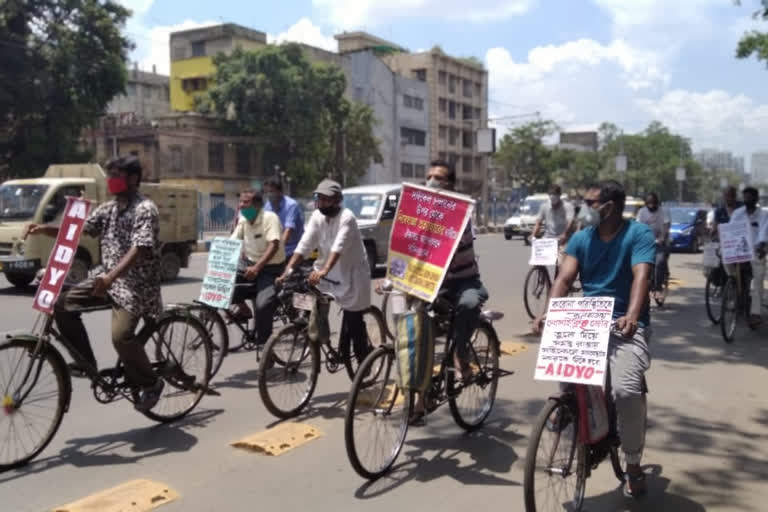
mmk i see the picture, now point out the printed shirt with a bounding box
[83,195,162,318]
[264,196,305,257]
[231,209,286,265]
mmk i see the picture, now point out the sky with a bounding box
[121,0,768,170]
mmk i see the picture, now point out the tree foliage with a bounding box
[0,0,132,177]
[495,120,559,191]
[196,43,381,192]
[735,1,768,66]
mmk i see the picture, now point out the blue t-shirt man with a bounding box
[264,194,304,257]
[565,220,656,326]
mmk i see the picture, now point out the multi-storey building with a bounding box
[752,151,768,185]
[107,64,170,122]
[694,149,745,175]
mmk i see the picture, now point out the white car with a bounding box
[503,211,523,240]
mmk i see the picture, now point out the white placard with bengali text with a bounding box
[534,296,615,387]
[529,238,558,266]
[718,221,753,265]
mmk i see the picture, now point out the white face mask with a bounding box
[550,194,561,205]
[578,205,600,227]
[426,178,443,189]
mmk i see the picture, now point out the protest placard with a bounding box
[534,296,614,387]
[529,238,558,266]
[199,238,242,309]
[386,184,474,302]
[718,220,753,265]
[33,197,91,315]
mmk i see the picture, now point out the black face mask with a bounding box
[319,206,341,217]
[647,206,658,212]
[745,200,758,210]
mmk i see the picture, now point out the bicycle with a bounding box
[0,304,213,472]
[705,262,726,325]
[720,261,756,343]
[257,267,386,419]
[523,337,648,511]
[344,294,511,480]
[524,261,582,320]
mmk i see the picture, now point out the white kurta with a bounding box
[294,208,371,311]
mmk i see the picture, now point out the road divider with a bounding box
[231,422,323,456]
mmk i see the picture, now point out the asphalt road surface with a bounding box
[0,234,766,511]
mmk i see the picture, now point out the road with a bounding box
[1,234,767,511]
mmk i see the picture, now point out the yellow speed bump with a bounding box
[668,278,684,291]
[500,341,528,357]
[231,422,323,456]
[52,479,178,512]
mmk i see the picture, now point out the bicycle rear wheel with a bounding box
[345,346,411,480]
[720,277,738,343]
[448,322,499,431]
[144,313,212,423]
[258,324,319,419]
[523,397,586,512]
[705,273,722,324]
[0,339,69,471]
[342,306,387,381]
[524,266,551,320]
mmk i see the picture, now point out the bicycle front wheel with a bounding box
[258,325,319,419]
[187,306,228,380]
[145,313,212,423]
[524,266,551,320]
[705,273,722,324]
[720,277,738,343]
[448,322,500,431]
[0,339,68,471]
[345,346,411,480]
[523,397,586,512]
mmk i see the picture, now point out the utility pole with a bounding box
[676,138,686,203]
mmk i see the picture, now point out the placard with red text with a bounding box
[198,237,242,309]
[33,197,92,315]
[534,296,614,387]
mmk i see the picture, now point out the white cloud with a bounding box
[268,18,337,52]
[312,0,531,28]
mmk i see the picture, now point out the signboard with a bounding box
[534,297,614,387]
[477,128,496,154]
[718,220,753,265]
[529,238,558,266]
[198,237,242,309]
[386,184,474,302]
[676,166,686,182]
[615,154,627,173]
[33,197,92,315]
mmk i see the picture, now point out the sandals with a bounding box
[623,471,647,498]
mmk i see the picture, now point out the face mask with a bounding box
[241,206,259,222]
[426,178,443,189]
[647,205,658,212]
[549,194,561,206]
[319,205,341,217]
[745,200,758,211]
[577,206,600,227]
[107,176,127,195]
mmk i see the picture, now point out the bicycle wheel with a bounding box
[380,292,397,341]
[144,313,212,423]
[609,445,625,482]
[258,324,319,419]
[342,306,387,381]
[227,298,258,352]
[524,266,551,320]
[705,273,722,324]
[448,322,500,431]
[0,339,68,471]
[523,397,586,512]
[720,277,738,343]
[345,346,411,480]
[187,306,228,379]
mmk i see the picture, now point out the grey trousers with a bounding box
[608,326,651,465]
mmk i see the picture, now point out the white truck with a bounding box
[0,164,198,288]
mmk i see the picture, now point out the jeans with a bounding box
[230,263,284,345]
[53,280,157,388]
[308,301,372,364]
[653,244,670,291]
[438,277,489,362]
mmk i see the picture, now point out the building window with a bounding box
[182,78,208,92]
[439,98,447,113]
[449,153,459,166]
[403,95,412,108]
[413,97,424,110]
[449,127,458,146]
[438,71,446,85]
[191,41,206,57]
[170,145,183,173]
[474,107,481,120]
[401,162,414,178]
[475,82,482,97]
[413,69,427,82]
[171,46,186,60]
[236,144,250,175]
[208,143,224,173]
[126,83,137,97]
[401,127,426,146]
[463,104,473,120]
[463,79,472,97]
[414,164,426,178]
[463,155,473,173]
[448,101,456,120]
[463,131,473,149]
[438,125,447,140]
[448,75,456,94]
[403,95,424,111]
[474,156,482,173]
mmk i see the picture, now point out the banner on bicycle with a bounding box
[529,238,558,266]
[386,183,474,302]
[33,197,92,315]
[534,296,614,387]
[199,237,242,309]
[718,220,753,265]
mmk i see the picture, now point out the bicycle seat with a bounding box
[480,310,504,322]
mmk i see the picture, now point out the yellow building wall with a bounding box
[170,56,216,111]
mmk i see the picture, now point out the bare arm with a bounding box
[23,224,59,239]
[281,228,294,247]
[309,251,341,285]
[245,240,279,279]
[532,218,543,238]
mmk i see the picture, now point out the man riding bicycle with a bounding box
[534,180,655,498]
[532,184,576,247]
[636,192,670,303]
[707,186,742,238]
[24,156,164,411]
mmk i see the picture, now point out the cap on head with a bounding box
[314,179,342,197]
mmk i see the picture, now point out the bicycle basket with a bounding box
[394,307,434,393]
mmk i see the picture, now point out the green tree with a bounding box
[197,44,381,192]
[0,0,132,177]
[496,119,559,192]
[735,1,768,66]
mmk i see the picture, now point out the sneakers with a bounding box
[135,378,165,412]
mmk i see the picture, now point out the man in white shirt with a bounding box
[276,179,373,364]
[728,187,768,327]
[230,190,286,345]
